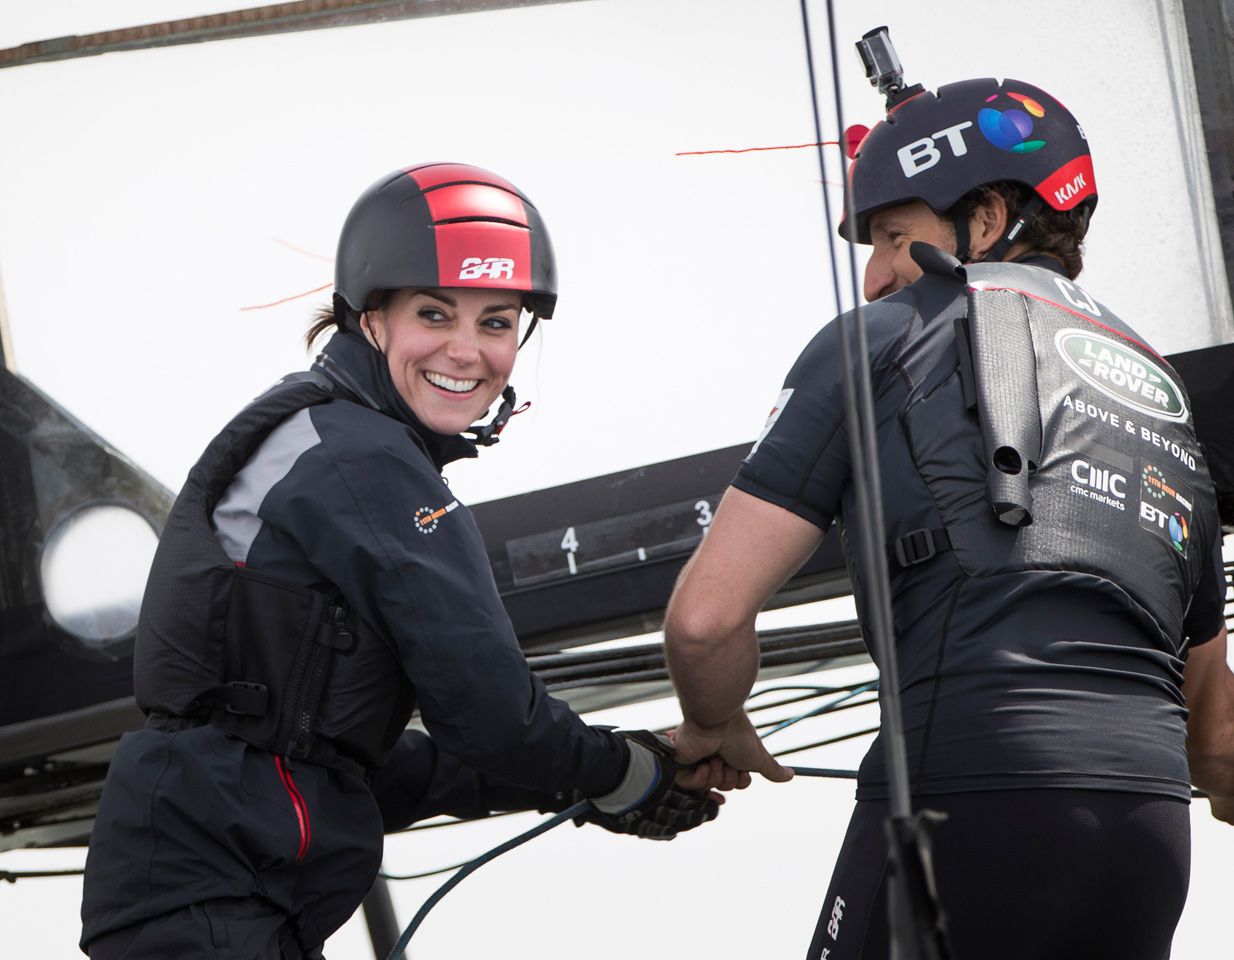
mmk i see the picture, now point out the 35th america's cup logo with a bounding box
[1055,329,1187,422]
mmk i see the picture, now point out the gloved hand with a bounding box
[577,730,720,840]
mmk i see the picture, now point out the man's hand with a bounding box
[1208,795,1234,825]
[677,754,753,792]
[671,712,794,784]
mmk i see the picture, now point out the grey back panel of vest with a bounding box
[213,408,322,563]
[901,262,1218,646]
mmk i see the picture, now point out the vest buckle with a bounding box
[892,528,942,568]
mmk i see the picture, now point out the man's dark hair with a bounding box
[950,181,1091,279]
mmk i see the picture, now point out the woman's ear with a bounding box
[359,311,383,352]
[968,191,1010,261]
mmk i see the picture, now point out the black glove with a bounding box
[576,730,719,841]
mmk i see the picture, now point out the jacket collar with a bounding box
[313,330,479,470]
[1014,253,1067,275]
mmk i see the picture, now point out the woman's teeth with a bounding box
[424,371,479,393]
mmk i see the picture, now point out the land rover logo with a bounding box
[1055,329,1187,422]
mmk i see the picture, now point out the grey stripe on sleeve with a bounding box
[213,407,322,562]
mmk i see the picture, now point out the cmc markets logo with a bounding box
[978,92,1047,154]
[1055,329,1187,422]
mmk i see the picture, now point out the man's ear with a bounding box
[968,191,1010,260]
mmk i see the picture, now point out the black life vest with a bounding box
[133,371,414,776]
[891,255,1218,647]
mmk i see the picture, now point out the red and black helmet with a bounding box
[839,78,1097,243]
[335,162,557,319]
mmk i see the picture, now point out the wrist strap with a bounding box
[592,739,663,814]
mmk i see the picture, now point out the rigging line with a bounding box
[380,859,474,881]
[675,140,839,156]
[790,766,860,779]
[390,808,522,834]
[772,724,881,757]
[386,799,591,958]
[797,1,845,318]
[758,682,881,738]
[0,868,84,882]
[272,237,334,262]
[813,0,914,824]
[240,280,333,312]
[754,695,879,736]
[748,687,879,718]
[746,679,879,701]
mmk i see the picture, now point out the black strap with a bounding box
[888,527,953,568]
[951,213,971,263]
[465,385,517,447]
[952,317,978,412]
[983,195,1043,264]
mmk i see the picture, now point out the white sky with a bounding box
[2,1,1233,957]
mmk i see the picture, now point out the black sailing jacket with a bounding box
[82,329,625,948]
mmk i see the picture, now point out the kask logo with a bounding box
[978,92,1047,154]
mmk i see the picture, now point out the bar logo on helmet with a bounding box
[459,257,515,281]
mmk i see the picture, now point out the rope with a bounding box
[385,800,590,959]
[0,868,84,882]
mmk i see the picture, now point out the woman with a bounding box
[81,163,733,959]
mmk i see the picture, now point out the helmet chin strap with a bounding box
[951,213,972,263]
[356,302,526,449]
[466,385,520,447]
[519,315,539,349]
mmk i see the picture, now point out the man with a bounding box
[665,75,1234,960]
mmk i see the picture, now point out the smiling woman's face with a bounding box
[361,287,521,435]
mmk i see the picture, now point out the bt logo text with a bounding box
[898,122,974,178]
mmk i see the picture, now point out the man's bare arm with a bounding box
[1184,623,1234,823]
[664,486,825,781]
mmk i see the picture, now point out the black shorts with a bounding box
[807,790,1190,960]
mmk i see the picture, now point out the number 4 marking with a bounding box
[561,526,579,575]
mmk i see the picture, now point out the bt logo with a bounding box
[897,121,973,178]
[896,89,1051,179]
[978,91,1047,154]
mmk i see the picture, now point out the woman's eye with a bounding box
[482,316,514,330]
[419,308,448,322]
